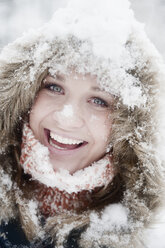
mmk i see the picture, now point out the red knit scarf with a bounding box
[20,123,116,216]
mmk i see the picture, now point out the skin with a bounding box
[29,72,114,174]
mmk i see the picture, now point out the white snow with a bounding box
[28,200,39,226]
[89,204,129,232]
[39,0,143,63]
[81,203,131,246]
[0,0,160,108]
[0,170,12,191]
[0,0,165,246]
[55,104,74,119]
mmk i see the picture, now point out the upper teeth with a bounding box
[50,132,83,145]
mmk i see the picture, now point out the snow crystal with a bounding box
[28,200,39,226]
[56,104,74,118]
[89,204,129,233]
[82,203,131,245]
[0,171,12,191]
[102,204,129,227]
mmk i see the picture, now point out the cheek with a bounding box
[29,106,41,138]
[29,93,49,130]
[88,113,112,143]
[30,104,42,126]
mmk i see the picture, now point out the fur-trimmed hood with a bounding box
[0,0,165,247]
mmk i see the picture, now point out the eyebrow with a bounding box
[91,86,103,92]
[91,86,114,100]
[55,74,65,82]
[47,76,106,93]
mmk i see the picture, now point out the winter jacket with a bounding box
[0,0,165,247]
[0,219,30,248]
[0,219,81,248]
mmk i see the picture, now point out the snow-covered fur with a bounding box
[0,0,165,247]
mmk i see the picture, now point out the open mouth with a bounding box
[45,129,87,151]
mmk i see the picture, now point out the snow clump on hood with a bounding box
[0,0,159,108]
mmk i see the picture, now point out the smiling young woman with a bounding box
[29,73,114,174]
[0,0,165,248]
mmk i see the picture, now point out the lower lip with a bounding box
[44,129,88,156]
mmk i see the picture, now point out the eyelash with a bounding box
[44,83,64,94]
[90,97,109,108]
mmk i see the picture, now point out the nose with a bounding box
[52,104,85,129]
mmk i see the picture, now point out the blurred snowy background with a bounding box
[0,0,165,61]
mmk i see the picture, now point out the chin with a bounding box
[51,160,88,174]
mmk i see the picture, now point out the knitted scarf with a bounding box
[20,123,116,216]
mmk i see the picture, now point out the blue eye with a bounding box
[45,84,64,94]
[91,97,108,107]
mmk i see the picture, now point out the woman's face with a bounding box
[29,73,114,174]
